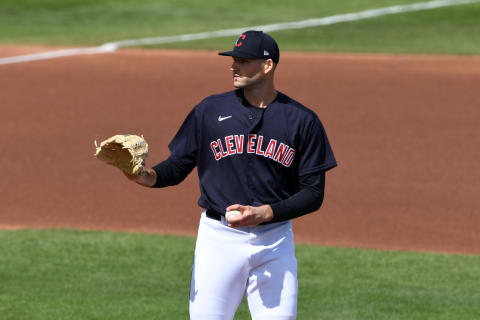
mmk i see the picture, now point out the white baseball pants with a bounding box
[189,211,298,320]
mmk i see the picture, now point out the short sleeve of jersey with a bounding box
[167,106,199,169]
[297,116,337,176]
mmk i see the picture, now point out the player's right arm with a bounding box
[126,104,200,187]
[124,156,195,188]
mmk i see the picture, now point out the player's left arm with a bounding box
[226,170,326,227]
[228,114,336,228]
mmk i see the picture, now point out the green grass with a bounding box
[0,229,479,319]
[0,0,480,54]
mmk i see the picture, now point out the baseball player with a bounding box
[125,30,337,319]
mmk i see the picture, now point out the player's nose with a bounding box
[230,61,239,71]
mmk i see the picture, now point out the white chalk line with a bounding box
[1,0,478,65]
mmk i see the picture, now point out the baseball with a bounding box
[225,210,242,223]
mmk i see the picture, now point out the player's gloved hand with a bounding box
[225,204,274,227]
[95,134,149,176]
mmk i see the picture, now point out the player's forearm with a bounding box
[151,156,195,188]
[269,171,325,223]
[270,188,324,222]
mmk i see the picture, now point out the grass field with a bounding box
[1,230,479,320]
[1,0,480,54]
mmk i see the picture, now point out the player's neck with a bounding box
[243,82,277,109]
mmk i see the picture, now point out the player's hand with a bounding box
[225,204,274,227]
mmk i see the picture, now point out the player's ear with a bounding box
[263,59,275,74]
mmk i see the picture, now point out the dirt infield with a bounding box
[1,45,479,254]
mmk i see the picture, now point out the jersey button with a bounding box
[248,114,254,120]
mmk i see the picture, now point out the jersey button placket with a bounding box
[246,157,255,204]
[246,112,260,204]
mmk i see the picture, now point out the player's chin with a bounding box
[233,77,249,88]
[233,80,244,88]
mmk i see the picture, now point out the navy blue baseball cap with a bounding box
[219,30,280,63]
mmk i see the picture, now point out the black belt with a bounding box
[206,209,223,221]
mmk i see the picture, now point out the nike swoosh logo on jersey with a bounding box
[218,115,232,122]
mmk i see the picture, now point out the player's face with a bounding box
[230,57,266,88]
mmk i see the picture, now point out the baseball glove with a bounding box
[94,134,149,176]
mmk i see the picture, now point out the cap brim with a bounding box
[218,51,261,59]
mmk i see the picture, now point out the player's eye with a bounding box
[233,57,249,64]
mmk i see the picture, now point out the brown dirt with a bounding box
[1,46,479,255]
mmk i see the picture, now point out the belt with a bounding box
[205,209,275,226]
[205,209,223,221]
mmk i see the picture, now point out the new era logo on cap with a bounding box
[218,30,280,63]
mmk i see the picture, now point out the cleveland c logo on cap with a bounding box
[235,34,246,47]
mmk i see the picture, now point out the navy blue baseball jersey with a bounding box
[168,89,337,213]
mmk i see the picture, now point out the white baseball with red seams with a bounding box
[225,210,242,223]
